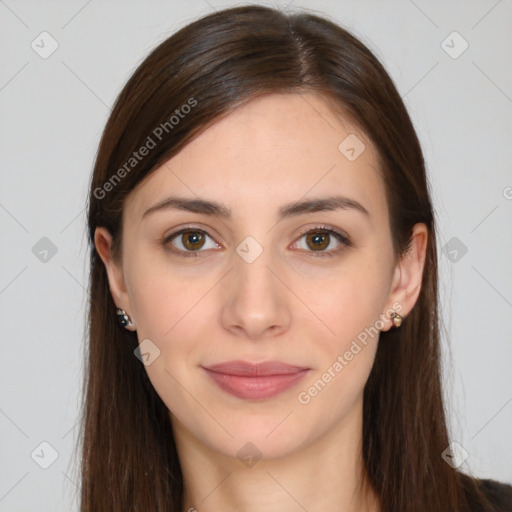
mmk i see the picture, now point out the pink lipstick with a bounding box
[201,360,310,400]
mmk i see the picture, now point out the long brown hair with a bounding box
[81,5,496,511]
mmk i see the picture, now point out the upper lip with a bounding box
[202,360,309,376]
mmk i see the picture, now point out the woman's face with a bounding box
[96,93,424,460]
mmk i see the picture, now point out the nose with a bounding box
[220,248,292,341]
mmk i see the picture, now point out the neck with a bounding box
[173,397,380,512]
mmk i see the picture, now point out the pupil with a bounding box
[309,232,328,250]
[185,231,203,249]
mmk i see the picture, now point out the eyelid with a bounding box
[161,223,351,258]
[292,224,351,258]
[161,224,222,257]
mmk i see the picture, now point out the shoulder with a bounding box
[465,476,512,512]
[477,478,512,511]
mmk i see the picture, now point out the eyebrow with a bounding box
[142,194,370,221]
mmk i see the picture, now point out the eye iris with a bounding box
[182,230,205,250]
[176,229,335,253]
[306,231,329,251]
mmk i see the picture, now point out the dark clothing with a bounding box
[468,478,512,511]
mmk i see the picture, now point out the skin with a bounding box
[95,93,427,512]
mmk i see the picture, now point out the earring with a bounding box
[116,308,133,329]
[390,312,403,328]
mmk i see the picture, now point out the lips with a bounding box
[201,360,310,400]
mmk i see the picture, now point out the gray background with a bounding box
[1,0,511,510]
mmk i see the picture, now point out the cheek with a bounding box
[301,262,390,343]
[129,245,391,363]
[128,256,208,340]
[128,259,221,371]
[306,286,382,382]
[294,277,384,417]
[128,270,211,418]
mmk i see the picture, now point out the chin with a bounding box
[213,425,309,463]
[190,406,320,463]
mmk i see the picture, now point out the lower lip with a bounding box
[202,368,309,400]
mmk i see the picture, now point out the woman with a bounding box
[82,5,511,511]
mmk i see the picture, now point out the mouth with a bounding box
[201,360,310,400]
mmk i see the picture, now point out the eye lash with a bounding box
[160,225,212,258]
[160,224,351,258]
[295,224,352,258]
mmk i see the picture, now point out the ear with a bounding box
[381,223,428,332]
[94,226,136,331]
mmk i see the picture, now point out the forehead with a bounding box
[125,93,387,224]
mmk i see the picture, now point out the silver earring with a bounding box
[116,308,133,329]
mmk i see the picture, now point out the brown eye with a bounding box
[163,225,350,259]
[294,226,351,258]
[180,230,206,251]
[163,227,220,257]
[305,231,330,251]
